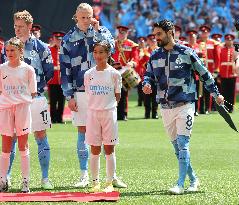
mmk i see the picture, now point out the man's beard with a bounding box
[157,36,169,47]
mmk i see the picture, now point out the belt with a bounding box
[221,62,234,66]
[161,102,189,109]
[205,59,214,63]
[54,66,60,70]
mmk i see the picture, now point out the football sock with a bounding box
[20,149,30,182]
[0,152,10,182]
[177,135,190,187]
[36,137,50,179]
[172,139,197,183]
[106,153,116,183]
[90,154,100,184]
[77,132,89,171]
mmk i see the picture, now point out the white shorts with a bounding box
[72,92,88,127]
[160,102,195,141]
[31,96,51,132]
[0,103,31,136]
[85,108,119,146]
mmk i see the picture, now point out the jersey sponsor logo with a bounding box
[4,85,26,95]
[89,85,113,95]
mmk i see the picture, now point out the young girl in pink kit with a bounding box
[84,41,122,193]
[0,37,37,193]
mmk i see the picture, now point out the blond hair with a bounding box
[14,10,33,24]
[76,3,93,12]
[72,3,93,22]
[5,37,24,60]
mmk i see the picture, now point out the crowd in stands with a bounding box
[99,0,239,41]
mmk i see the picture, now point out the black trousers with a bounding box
[137,82,144,106]
[195,80,199,113]
[117,88,128,120]
[199,83,210,113]
[144,83,158,118]
[48,84,65,123]
[221,77,236,112]
[211,77,221,111]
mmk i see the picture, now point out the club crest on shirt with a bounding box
[175,57,182,65]
[174,57,184,69]
[30,50,37,57]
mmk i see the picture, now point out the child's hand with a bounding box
[31,92,37,98]
[68,98,78,112]
[115,93,121,104]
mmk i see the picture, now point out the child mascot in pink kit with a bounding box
[0,37,37,192]
[84,41,122,192]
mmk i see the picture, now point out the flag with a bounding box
[216,104,238,132]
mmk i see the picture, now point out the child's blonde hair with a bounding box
[5,37,24,60]
[14,10,33,24]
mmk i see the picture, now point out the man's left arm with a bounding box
[190,50,220,99]
[41,45,54,83]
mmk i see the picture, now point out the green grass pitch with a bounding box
[2,89,239,205]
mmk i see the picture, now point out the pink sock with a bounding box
[0,152,10,182]
[90,154,100,184]
[20,149,30,182]
[106,153,116,183]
